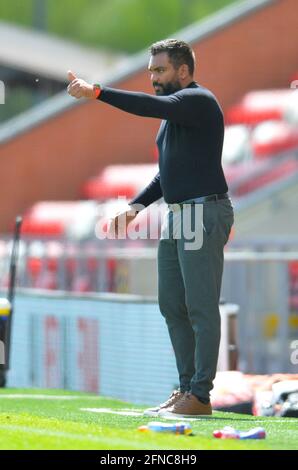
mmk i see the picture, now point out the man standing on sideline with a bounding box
[67,39,234,417]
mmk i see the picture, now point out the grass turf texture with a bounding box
[0,388,297,450]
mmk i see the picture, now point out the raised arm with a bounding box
[97,87,202,126]
[67,71,205,127]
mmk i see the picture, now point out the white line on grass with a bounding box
[81,407,203,420]
[0,394,102,400]
[81,408,143,417]
[81,408,298,423]
[157,415,294,423]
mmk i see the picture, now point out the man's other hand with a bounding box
[108,210,139,239]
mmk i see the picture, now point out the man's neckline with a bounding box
[186,81,198,88]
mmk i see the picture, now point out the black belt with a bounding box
[183,193,229,204]
[168,193,229,210]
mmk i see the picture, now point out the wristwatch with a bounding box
[93,83,101,99]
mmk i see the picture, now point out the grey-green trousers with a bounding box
[158,198,234,401]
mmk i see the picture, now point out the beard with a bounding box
[153,80,182,96]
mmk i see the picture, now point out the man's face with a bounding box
[148,52,181,96]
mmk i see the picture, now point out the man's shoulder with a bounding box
[175,83,217,101]
[174,83,223,118]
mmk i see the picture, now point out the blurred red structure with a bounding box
[81,164,158,200]
[226,90,293,125]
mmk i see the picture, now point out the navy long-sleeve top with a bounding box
[98,81,228,207]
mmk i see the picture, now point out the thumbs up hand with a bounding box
[67,70,96,99]
[67,70,77,82]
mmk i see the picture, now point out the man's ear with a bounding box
[179,64,189,80]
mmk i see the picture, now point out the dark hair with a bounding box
[150,39,195,75]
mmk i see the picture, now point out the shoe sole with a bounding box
[158,410,212,418]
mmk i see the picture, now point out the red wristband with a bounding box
[93,84,101,99]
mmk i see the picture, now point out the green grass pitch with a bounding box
[0,388,297,450]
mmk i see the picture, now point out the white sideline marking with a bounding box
[159,415,292,423]
[81,407,143,417]
[0,394,101,400]
[80,408,293,422]
[81,408,205,420]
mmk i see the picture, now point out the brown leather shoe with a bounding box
[143,390,184,417]
[159,392,212,417]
